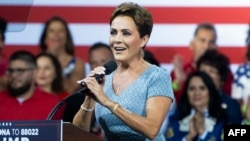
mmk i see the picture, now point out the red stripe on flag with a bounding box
[3,45,247,64]
[0,6,32,23]
[1,6,250,23]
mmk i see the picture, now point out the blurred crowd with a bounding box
[1,14,250,140]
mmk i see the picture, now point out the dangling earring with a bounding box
[140,48,144,58]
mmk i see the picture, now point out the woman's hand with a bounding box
[186,117,198,141]
[172,54,186,85]
[77,66,111,106]
[193,111,205,135]
[186,111,205,140]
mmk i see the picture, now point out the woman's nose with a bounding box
[114,33,122,43]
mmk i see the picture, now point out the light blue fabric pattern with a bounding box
[95,65,174,141]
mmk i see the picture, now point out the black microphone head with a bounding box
[78,60,117,93]
[104,60,117,75]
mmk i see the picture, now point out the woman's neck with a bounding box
[194,105,208,114]
[39,85,53,94]
[116,58,148,73]
[57,52,73,68]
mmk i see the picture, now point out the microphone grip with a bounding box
[80,74,104,87]
[80,81,86,87]
[78,82,90,94]
[78,73,105,94]
[94,74,105,84]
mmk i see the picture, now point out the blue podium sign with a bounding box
[0,120,62,141]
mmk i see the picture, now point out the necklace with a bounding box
[116,85,121,95]
[114,74,133,95]
[113,61,146,94]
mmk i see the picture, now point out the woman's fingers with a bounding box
[92,66,106,75]
[77,66,106,84]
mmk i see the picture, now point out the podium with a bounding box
[0,120,101,141]
[63,122,102,141]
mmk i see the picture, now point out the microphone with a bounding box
[78,60,117,93]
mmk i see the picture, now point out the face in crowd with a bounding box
[40,17,74,56]
[89,46,114,70]
[45,20,67,54]
[190,26,217,62]
[187,76,210,111]
[36,56,56,88]
[7,60,36,97]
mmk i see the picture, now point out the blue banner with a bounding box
[0,120,62,141]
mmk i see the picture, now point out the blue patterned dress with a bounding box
[95,65,174,141]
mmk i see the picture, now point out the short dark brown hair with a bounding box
[197,49,230,83]
[110,2,153,38]
[194,22,217,40]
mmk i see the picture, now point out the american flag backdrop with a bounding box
[1,0,250,73]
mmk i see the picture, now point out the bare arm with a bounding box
[106,96,172,140]
[73,96,95,131]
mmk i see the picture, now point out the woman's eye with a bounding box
[200,86,207,90]
[123,31,131,36]
[188,86,195,91]
[110,31,116,35]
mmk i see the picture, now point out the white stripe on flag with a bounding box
[5,23,249,47]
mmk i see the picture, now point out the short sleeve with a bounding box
[147,67,174,101]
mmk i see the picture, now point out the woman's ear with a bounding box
[140,35,149,49]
